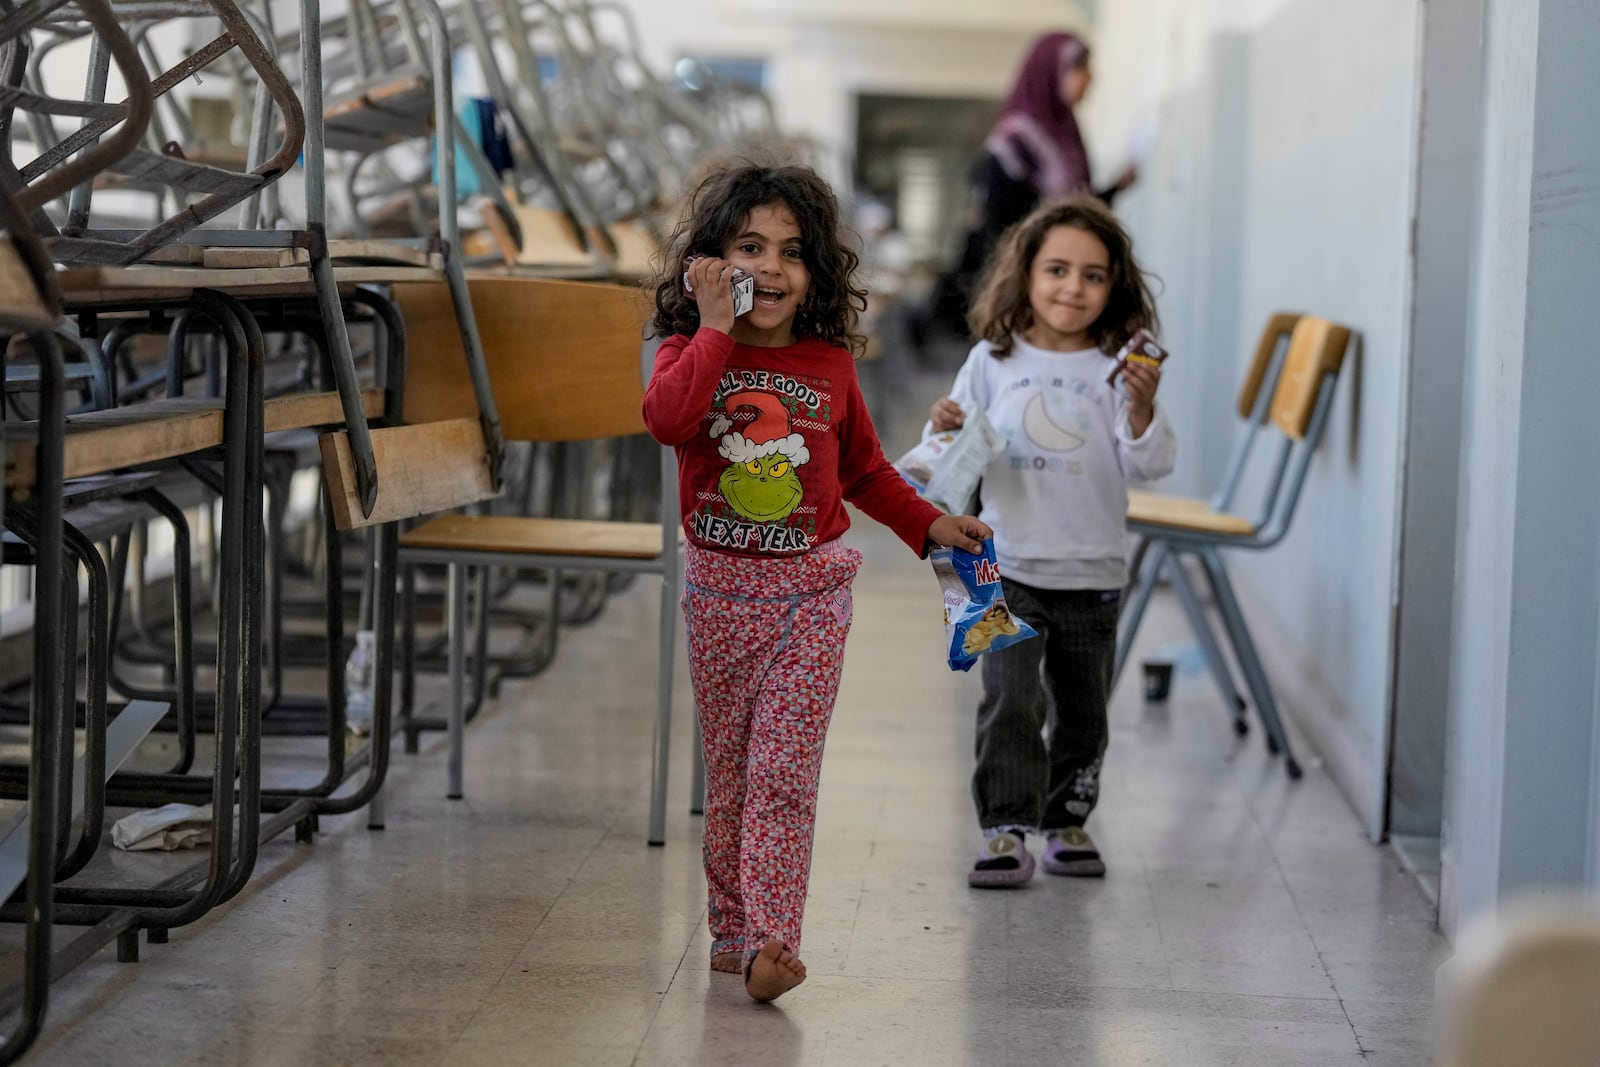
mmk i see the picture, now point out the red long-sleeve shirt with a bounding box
[643,328,941,558]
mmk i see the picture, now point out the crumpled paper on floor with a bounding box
[111,803,213,851]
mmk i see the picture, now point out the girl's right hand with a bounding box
[686,255,737,335]
[927,514,992,554]
[929,397,966,432]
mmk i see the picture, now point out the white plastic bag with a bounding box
[111,803,214,852]
[894,409,1006,515]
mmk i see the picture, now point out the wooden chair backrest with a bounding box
[320,417,496,530]
[321,276,645,531]
[1269,316,1352,441]
[1236,312,1303,419]
[0,238,57,332]
[396,276,651,442]
[0,186,62,328]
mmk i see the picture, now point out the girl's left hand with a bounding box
[928,514,993,554]
[1123,361,1161,437]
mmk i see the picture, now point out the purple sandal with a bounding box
[968,831,1035,888]
[1041,827,1106,877]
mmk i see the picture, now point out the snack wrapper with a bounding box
[683,257,755,317]
[1105,328,1168,388]
[930,539,1038,672]
[894,409,1006,515]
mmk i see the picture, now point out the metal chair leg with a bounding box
[447,561,467,800]
[58,522,110,878]
[1113,539,1169,682]
[1197,547,1302,778]
[649,563,676,846]
[1125,535,1150,599]
[0,327,66,1065]
[1165,551,1250,737]
[53,561,78,866]
[401,561,419,754]
[472,564,492,711]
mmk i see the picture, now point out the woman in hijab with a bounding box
[925,32,1136,343]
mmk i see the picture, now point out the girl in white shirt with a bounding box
[928,196,1176,887]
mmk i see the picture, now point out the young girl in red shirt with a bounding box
[644,162,990,1002]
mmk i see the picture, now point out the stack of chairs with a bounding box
[0,0,785,1052]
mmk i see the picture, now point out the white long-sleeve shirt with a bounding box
[928,336,1178,589]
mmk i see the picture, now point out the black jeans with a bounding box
[972,579,1120,834]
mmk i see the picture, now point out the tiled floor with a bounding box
[10,496,1444,1066]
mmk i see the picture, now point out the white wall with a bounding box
[1387,0,1486,842]
[1083,0,1422,838]
[1439,0,1600,938]
[608,3,1087,186]
[1436,0,1534,936]
[1235,0,1419,839]
[1081,0,1296,183]
[1592,641,1600,889]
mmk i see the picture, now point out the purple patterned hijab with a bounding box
[984,32,1092,198]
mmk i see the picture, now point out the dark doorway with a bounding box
[853,93,997,270]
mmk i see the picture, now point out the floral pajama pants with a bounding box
[682,539,862,967]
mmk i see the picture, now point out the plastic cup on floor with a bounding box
[1142,660,1174,703]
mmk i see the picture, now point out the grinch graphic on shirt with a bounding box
[711,390,810,522]
[692,371,831,553]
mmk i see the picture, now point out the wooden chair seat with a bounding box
[264,388,384,433]
[1127,489,1256,537]
[399,514,663,560]
[481,201,610,276]
[195,240,441,270]
[320,73,435,152]
[603,219,659,281]
[1128,489,1212,514]
[54,264,446,308]
[6,397,224,490]
[5,389,385,489]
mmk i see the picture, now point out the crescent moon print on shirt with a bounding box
[1021,390,1086,452]
[996,378,1099,478]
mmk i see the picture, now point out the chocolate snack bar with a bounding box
[1106,328,1168,385]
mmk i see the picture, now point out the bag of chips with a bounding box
[930,539,1038,672]
[894,409,1006,515]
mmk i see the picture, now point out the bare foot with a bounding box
[744,939,806,1002]
[711,953,742,974]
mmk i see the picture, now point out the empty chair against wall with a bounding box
[1114,313,1299,737]
[1114,314,1352,779]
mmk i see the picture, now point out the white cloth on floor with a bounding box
[111,803,213,851]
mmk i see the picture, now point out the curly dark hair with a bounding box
[649,160,868,355]
[968,196,1160,357]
